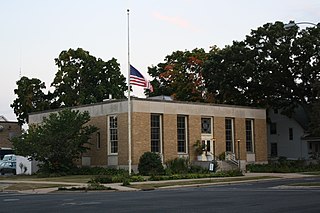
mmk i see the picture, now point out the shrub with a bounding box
[138,152,164,175]
[188,165,210,174]
[166,158,189,174]
[246,160,320,173]
[89,175,113,183]
[218,152,225,160]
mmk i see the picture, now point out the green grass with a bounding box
[0,175,92,183]
[131,176,277,190]
[3,183,73,191]
[289,182,320,187]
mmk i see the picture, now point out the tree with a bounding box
[10,76,50,125]
[12,109,98,174]
[11,48,127,124]
[147,48,208,102]
[203,22,320,115]
[51,48,127,107]
[309,81,320,136]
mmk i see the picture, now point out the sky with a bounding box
[1,0,320,122]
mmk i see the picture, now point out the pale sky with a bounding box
[1,0,319,121]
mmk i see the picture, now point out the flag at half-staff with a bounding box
[130,65,153,91]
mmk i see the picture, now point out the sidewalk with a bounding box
[0,172,314,194]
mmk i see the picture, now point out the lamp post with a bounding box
[284,20,318,30]
[237,140,241,170]
[212,138,215,161]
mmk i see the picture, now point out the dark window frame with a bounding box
[151,114,162,153]
[177,115,188,153]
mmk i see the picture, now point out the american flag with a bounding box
[130,65,147,87]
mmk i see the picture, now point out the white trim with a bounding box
[108,115,118,155]
[177,115,188,154]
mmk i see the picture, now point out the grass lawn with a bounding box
[0,175,92,183]
[289,182,320,187]
[3,183,74,191]
[131,176,277,190]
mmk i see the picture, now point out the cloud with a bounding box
[152,11,200,32]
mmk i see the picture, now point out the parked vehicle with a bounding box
[2,154,16,162]
[0,161,16,175]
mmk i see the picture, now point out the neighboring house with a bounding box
[0,116,21,160]
[267,108,320,160]
[29,98,268,171]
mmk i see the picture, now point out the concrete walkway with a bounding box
[0,172,315,194]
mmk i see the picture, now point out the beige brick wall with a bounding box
[74,104,267,168]
[235,118,246,160]
[117,113,129,165]
[254,119,268,162]
[214,117,225,159]
[82,116,107,166]
[162,114,177,162]
[130,112,150,165]
[188,115,201,160]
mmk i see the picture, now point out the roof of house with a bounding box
[0,116,8,122]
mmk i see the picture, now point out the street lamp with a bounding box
[284,20,319,30]
[212,138,215,161]
[237,139,241,170]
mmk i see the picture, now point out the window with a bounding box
[270,122,277,134]
[109,116,118,154]
[271,143,278,157]
[201,118,211,134]
[96,132,101,149]
[289,128,293,140]
[246,119,254,152]
[177,115,188,153]
[225,118,234,152]
[151,114,162,153]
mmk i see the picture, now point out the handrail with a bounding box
[225,152,239,166]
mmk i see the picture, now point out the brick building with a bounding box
[0,116,21,159]
[29,98,268,171]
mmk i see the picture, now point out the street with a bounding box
[0,177,319,213]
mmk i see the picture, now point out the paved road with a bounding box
[0,177,319,213]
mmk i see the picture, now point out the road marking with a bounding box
[3,198,20,202]
[61,201,101,206]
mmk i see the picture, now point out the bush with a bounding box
[246,160,320,173]
[138,152,164,175]
[166,158,189,174]
[188,165,210,174]
[89,175,113,184]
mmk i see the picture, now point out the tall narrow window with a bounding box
[109,115,118,154]
[246,119,254,152]
[270,122,277,134]
[177,115,187,153]
[289,128,293,140]
[151,114,162,153]
[96,132,101,149]
[270,143,278,157]
[225,118,234,152]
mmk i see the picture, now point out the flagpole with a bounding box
[127,9,132,175]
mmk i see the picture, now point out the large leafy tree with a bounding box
[12,109,98,174]
[51,48,127,107]
[10,77,50,125]
[204,22,320,116]
[11,48,127,125]
[147,48,208,102]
